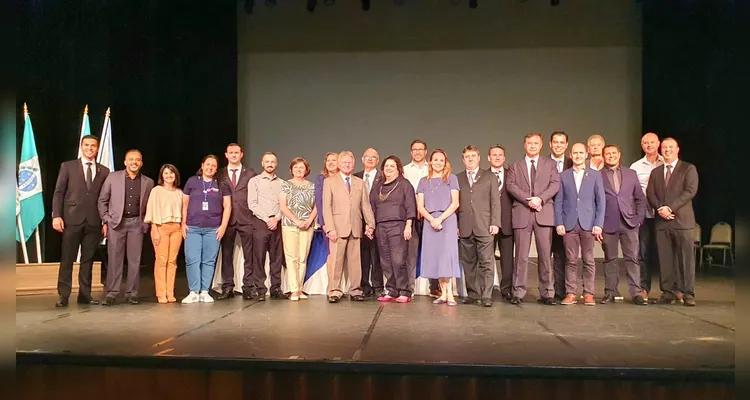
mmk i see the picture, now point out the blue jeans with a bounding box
[185,226,220,293]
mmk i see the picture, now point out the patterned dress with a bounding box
[280,180,316,225]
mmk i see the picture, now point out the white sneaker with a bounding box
[299,293,308,300]
[199,291,214,303]
[181,292,199,304]
[290,295,299,301]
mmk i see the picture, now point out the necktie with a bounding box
[557,160,563,173]
[231,169,238,187]
[530,160,536,195]
[345,176,351,192]
[364,173,371,193]
[86,162,93,189]
[612,168,620,193]
[468,171,475,187]
[665,165,673,186]
[494,171,502,189]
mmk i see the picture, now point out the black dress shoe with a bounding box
[102,297,116,306]
[127,297,139,305]
[600,294,616,304]
[257,294,266,301]
[242,292,254,300]
[502,292,513,301]
[328,296,340,303]
[351,295,365,301]
[632,295,648,305]
[542,297,557,306]
[270,290,287,300]
[656,296,675,304]
[462,298,481,305]
[55,296,69,308]
[216,290,235,300]
[482,298,492,307]
[510,296,522,305]
[77,296,100,305]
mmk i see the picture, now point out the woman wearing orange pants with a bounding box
[144,164,184,303]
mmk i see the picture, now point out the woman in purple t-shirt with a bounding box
[180,155,232,304]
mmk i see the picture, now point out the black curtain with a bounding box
[17,1,238,264]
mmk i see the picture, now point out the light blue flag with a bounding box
[77,104,91,159]
[16,104,45,243]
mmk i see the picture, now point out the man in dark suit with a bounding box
[505,132,560,305]
[646,137,699,306]
[487,144,513,301]
[216,143,257,300]
[599,144,647,305]
[51,135,110,307]
[354,148,385,298]
[554,143,605,306]
[97,149,154,305]
[548,131,573,300]
[456,145,501,307]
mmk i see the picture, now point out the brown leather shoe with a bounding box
[561,294,577,305]
[584,294,596,306]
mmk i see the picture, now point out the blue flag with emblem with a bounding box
[16,104,45,243]
[76,104,91,159]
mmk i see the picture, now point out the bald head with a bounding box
[641,132,660,156]
[570,142,587,167]
[362,148,379,171]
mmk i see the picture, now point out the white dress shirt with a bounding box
[551,155,565,173]
[339,172,353,186]
[362,168,377,193]
[490,167,505,191]
[524,155,540,185]
[664,158,678,180]
[466,167,479,186]
[404,161,429,190]
[80,157,97,181]
[227,165,242,183]
[629,154,664,218]
[572,166,585,193]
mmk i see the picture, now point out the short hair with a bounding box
[524,132,543,142]
[380,155,404,178]
[124,149,142,158]
[321,152,339,176]
[410,139,427,150]
[462,145,479,155]
[661,137,678,146]
[226,143,242,151]
[338,151,355,161]
[603,144,621,153]
[488,144,505,156]
[428,149,452,183]
[550,131,568,142]
[587,134,605,145]
[157,164,181,187]
[262,151,277,159]
[289,157,311,178]
[80,134,100,145]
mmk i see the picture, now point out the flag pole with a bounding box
[34,229,43,263]
[17,214,29,264]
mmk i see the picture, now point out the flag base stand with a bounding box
[16,262,103,296]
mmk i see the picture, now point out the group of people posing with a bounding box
[50,130,698,308]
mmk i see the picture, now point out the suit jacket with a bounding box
[322,173,376,238]
[97,170,155,232]
[456,169,501,238]
[550,155,574,173]
[52,159,110,226]
[646,160,698,230]
[554,167,605,231]
[354,169,384,228]
[601,167,646,234]
[219,166,257,225]
[489,168,513,235]
[505,157,560,228]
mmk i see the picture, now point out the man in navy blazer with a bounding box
[554,143,605,306]
[599,145,648,305]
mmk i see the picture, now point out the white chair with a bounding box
[701,222,734,268]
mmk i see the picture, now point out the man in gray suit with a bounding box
[456,145,501,307]
[600,144,648,305]
[505,132,561,305]
[554,143,605,306]
[647,137,699,306]
[98,149,154,305]
[216,143,257,300]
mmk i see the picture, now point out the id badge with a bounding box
[202,201,209,211]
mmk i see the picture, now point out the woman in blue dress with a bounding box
[416,149,461,306]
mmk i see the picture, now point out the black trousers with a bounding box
[459,234,495,300]
[551,231,566,298]
[220,222,254,293]
[360,233,383,295]
[251,217,283,295]
[494,232,514,297]
[639,218,662,293]
[656,228,695,297]
[376,221,411,297]
[58,222,101,299]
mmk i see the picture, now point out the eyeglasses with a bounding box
[411,148,426,152]
[363,156,378,160]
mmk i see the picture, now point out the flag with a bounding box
[97,107,114,171]
[76,104,91,159]
[16,103,45,243]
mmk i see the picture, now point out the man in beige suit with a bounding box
[322,151,376,303]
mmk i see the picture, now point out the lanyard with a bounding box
[201,179,214,202]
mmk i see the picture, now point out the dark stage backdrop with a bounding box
[17,1,238,264]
